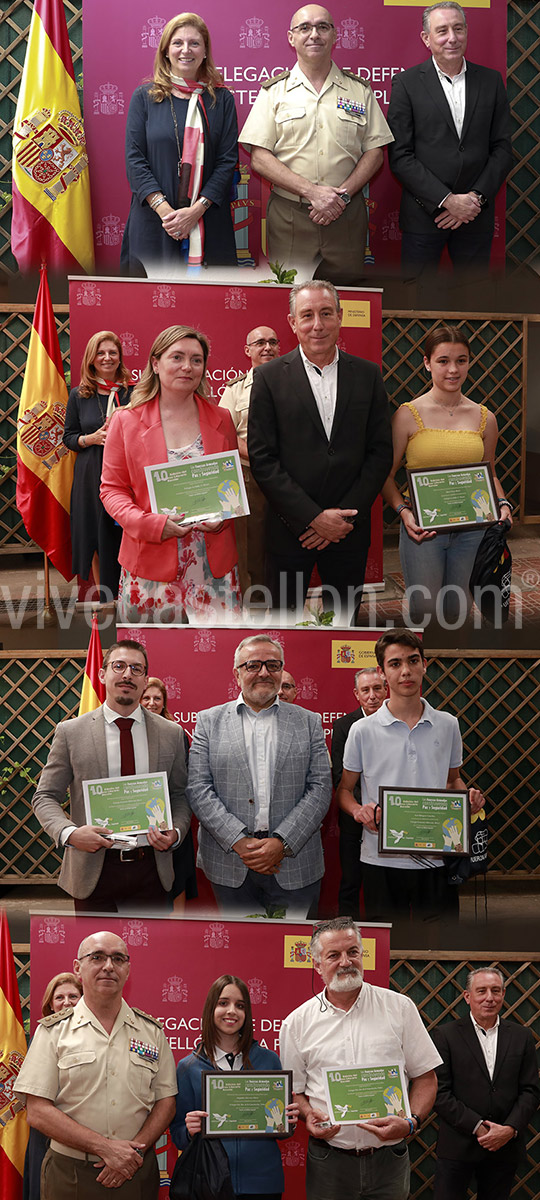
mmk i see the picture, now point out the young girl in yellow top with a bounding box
[383,326,512,626]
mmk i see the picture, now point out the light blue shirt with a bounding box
[342,699,462,870]
[236,694,280,831]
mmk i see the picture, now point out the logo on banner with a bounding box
[282,1141,306,1168]
[18,401,70,470]
[284,936,312,968]
[0,1053,25,1126]
[162,975,188,1003]
[38,917,66,944]
[194,630,216,653]
[122,920,148,947]
[203,922,230,950]
[332,641,377,669]
[224,288,247,310]
[381,210,401,243]
[142,16,166,49]
[95,213,125,247]
[152,285,176,309]
[76,281,102,306]
[124,628,148,647]
[248,978,268,1005]
[121,332,140,357]
[162,674,181,698]
[93,84,125,117]
[297,676,317,701]
[227,682,240,699]
[335,19,364,50]
[362,938,375,972]
[13,106,90,202]
[239,17,270,49]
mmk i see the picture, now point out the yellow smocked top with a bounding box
[404,402,488,469]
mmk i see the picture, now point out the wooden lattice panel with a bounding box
[424,653,540,877]
[0,652,85,881]
[0,650,538,884]
[0,0,83,278]
[382,313,526,526]
[507,2,540,270]
[0,303,70,548]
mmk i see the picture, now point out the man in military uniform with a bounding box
[239,4,393,283]
[220,325,280,591]
[15,930,177,1199]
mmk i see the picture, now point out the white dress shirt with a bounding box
[433,56,467,138]
[470,1010,499,1079]
[299,345,339,439]
[236,695,280,832]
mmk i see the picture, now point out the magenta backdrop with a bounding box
[82,0,508,272]
[68,277,386,584]
[30,914,390,1198]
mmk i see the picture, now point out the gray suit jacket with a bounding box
[33,707,190,899]
[186,701,332,889]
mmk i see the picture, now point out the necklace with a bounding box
[432,395,461,418]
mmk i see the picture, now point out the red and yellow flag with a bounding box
[79,612,106,715]
[0,911,28,1199]
[16,266,75,581]
[11,0,95,273]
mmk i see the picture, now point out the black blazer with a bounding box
[387,59,512,233]
[433,1016,540,1163]
[247,348,392,557]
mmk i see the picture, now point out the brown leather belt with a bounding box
[105,845,153,864]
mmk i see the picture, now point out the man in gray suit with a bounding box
[33,640,190,913]
[187,634,332,917]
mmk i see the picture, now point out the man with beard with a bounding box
[32,640,190,912]
[280,917,441,1199]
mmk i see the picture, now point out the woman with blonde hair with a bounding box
[101,324,241,622]
[63,330,132,600]
[121,12,238,276]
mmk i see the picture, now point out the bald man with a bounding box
[16,930,176,1200]
[240,4,392,283]
[220,325,280,590]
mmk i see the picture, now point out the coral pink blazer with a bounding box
[100,394,238,581]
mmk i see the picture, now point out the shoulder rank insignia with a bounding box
[131,1006,164,1029]
[39,1008,75,1028]
[262,70,291,89]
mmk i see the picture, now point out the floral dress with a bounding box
[117,436,242,623]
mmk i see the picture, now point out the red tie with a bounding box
[115,718,135,776]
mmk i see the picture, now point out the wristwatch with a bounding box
[273,834,294,858]
[199,196,211,210]
[340,191,351,205]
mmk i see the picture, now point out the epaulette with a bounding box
[262,70,290,89]
[224,372,248,387]
[39,1008,75,1028]
[342,69,372,90]
[131,1006,164,1029]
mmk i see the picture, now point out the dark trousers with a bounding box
[362,864,459,923]
[401,226,493,278]
[267,538,369,624]
[338,810,362,919]
[433,1154,518,1200]
[42,1148,159,1200]
[74,848,170,914]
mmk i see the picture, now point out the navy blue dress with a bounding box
[121,83,238,274]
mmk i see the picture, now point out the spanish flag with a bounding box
[16,266,75,581]
[79,612,106,715]
[11,0,94,273]
[0,911,28,1199]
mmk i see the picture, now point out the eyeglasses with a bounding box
[78,952,130,966]
[246,338,279,348]
[108,661,146,676]
[280,682,296,691]
[290,21,334,34]
[237,659,284,674]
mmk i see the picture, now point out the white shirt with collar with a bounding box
[433,56,467,138]
[215,1046,243,1071]
[469,1009,499,1078]
[299,345,339,439]
[342,698,462,870]
[236,694,280,832]
[280,981,441,1150]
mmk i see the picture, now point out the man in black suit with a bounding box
[247,280,392,621]
[432,967,540,1200]
[331,668,386,918]
[387,1,512,276]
